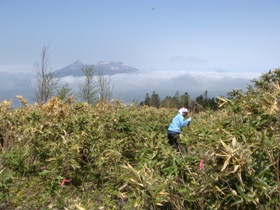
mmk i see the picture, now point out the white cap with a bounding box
[179,107,189,114]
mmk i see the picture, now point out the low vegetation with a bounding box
[0,69,279,209]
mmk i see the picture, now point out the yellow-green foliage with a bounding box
[0,69,279,209]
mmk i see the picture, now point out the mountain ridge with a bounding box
[54,60,140,77]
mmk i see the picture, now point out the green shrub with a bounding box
[0,69,279,209]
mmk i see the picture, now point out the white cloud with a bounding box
[109,70,261,102]
[60,75,84,84]
[0,70,262,106]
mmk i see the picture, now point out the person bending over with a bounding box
[167,107,192,154]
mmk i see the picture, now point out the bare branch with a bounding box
[32,45,58,104]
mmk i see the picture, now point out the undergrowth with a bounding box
[0,68,279,209]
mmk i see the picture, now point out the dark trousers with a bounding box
[167,132,180,150]
[167,132,186,156]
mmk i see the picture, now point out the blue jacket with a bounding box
[168,113,190,134]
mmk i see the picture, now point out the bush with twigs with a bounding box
[0,69,279,209]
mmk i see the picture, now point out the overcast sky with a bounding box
[0,0,279,106]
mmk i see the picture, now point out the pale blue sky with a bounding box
[0,0,279,73]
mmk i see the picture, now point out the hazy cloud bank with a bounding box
[0,70,261,107]
[110,70,261,102]
[0,72,33,104]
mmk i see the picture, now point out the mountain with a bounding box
[54,60,140,77]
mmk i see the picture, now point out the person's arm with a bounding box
[179,116,192,127]
[184,117,192,126]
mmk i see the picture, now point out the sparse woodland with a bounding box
[0,69,279,209]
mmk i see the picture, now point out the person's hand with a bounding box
[187,117,192,122]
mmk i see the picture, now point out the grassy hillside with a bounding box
[0,69,279,209]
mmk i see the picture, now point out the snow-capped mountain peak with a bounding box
[54,60,139,78]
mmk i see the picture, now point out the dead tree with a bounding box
[32,45,58,104]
